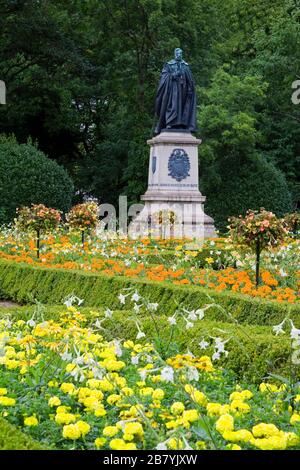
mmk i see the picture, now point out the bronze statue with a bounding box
[154,48,197,135]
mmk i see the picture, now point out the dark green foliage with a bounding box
[0,260,298,327]
[0,136,74,224]
[0,418,45,450]
[205,154,293,231]
[0,0,299,215]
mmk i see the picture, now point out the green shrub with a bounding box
[103,313,295,383]
[204,154,293,232]
[0,135,74,224]
[0,418,45,450]
[0,260,298,327]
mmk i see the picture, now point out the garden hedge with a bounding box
[0,304,295,383]
[0,260,298,327]
[0,418,45,450]
[0,135,74,224]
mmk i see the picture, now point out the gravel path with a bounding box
[0,300,20,308]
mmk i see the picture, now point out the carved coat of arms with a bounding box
[168,148,190,182]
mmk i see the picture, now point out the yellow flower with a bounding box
[95,437,106,449]
[205,257,214,264]
[165,419,181,430]
[290,413,300,425]
[103,426,119,437]
[223,429,253,444]
[0,396,16,406]
[94,406,107,417]
[230,400,250,414]
[24,416,38,427]
[103,359,125,372]
[123,340,134,349]
[206,402,229,417]
[0,388,7,396]
[76,420,90,437]
[121,387,134,397]
[182,409,198,422]
[66,363,76,373]
[123,443,137,450]
[229,390,253,401]
[259,383,278,393]
[170,402,185,415]
[60,382,77,396]
[48,396,61,407]
[86,379,101,389]
[98,379,114,392]
[56,405,70,414]
[286,432,299,447]
[252,423,280,438]
[62,423,81,440]
[48,380,59,387]
[190,390,207,406]
[107,394,121,405]
[123,422,144,439]
[140,387,153,396]
[109,438,127,450]
[167,438,184,450]
[252,435,287,450]
[215,414,234,434]
[226,444,241,450]
[152,389,165,401]
[55,413,76,425]
[196,441,207,450]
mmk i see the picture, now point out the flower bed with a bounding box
[0,231,299,303]
[0,302,295,382]
[1,303,300,450]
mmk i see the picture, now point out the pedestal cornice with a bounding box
[147,131,202,146]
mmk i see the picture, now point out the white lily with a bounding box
[290,320,300,339]
[199,339,209,349]
[104,308,113,318]
[161,366,174,383]
[131,291,140,302]
[273,319,286,336]
[167,315,177,325]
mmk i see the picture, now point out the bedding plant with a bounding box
[1,293,300,451]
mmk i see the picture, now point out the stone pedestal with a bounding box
[129,131,216,239]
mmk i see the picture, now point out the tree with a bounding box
[198,68,292,230]
[0,135,74,224]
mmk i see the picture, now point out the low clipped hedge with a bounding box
[0,260,298,327]
[0,418,45,450]
[0,304,295,383]
[103,313,296,383]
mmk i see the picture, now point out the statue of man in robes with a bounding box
[154,48,197,135]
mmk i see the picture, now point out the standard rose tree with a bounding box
[229,209,288,287]
[15,204,61,258]
[66,202,99,247]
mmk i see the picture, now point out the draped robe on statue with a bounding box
[154,59,197,135]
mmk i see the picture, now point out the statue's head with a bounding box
[174,48,183,61]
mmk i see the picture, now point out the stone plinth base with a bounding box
[129,131,216,240]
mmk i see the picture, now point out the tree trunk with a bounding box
[36,229,40,259]
[255,239,260,287]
